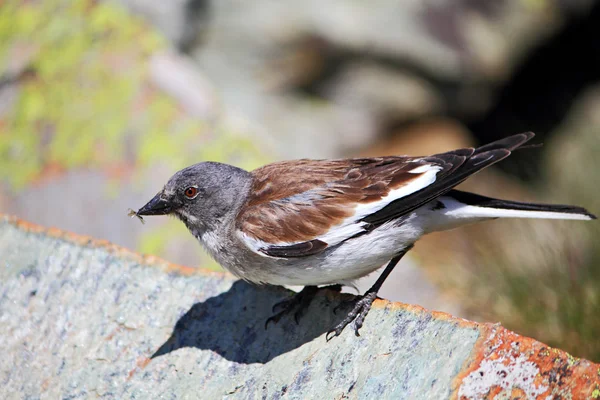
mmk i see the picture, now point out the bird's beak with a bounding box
[137,192,174,216]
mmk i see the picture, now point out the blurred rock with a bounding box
[112,0,210,52]
[172,0,595,156]
[467,1,600,179]
[0,0,265,267]
[149,50,217,120]
[359,118,475,157]
[544,84,600,209]
[325,62,443,125]
[110,0,600,163]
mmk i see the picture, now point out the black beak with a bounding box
[137,193,174,216]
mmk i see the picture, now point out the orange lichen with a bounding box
[454,325,600,399]
[127,356,151,380]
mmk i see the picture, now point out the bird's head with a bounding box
[136,162,251,233]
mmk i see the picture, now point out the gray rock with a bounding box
[111,0,209,52]
[2,216,598,399]
[0,216,477,399]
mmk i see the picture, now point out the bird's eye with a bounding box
[184,187,198,199]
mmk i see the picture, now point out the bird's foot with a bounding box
[265,284,342,329]
[326,291,378,341]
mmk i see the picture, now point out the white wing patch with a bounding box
[409,164,434,173]
[238,164,442,255]
[318,164,440,245]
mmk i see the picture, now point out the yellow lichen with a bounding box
[566,353,577,367]
[0,0,166,187]
[0,0,266,260]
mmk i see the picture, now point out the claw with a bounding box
[325,329,339,342]
[325,292,377,340]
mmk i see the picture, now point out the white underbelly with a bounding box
[258,218,424,286]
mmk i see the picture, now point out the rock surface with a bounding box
[1,215,598,399]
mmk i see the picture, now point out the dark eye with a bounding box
[184,187,198,198]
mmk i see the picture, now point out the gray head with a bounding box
[136,162,252,234]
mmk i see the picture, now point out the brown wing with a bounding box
[236,156,463,244]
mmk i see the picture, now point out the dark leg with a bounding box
[326,244,414,341]
[265,284,342,329]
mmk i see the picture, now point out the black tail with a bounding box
[364,132,538,226]
[448,190,596,220]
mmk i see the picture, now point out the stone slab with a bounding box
[0,215,598,399]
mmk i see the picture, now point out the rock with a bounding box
[325,62,444,125]
[114,0,210,52]
[358,118,475,157]
[544,84,600,209]
[1,215,598,399]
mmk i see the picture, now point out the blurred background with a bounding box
[1,0,598,360]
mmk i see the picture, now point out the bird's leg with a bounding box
[265,284,342,328]
[326,244,414,341]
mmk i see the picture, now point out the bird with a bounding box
[133,132,595,340]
